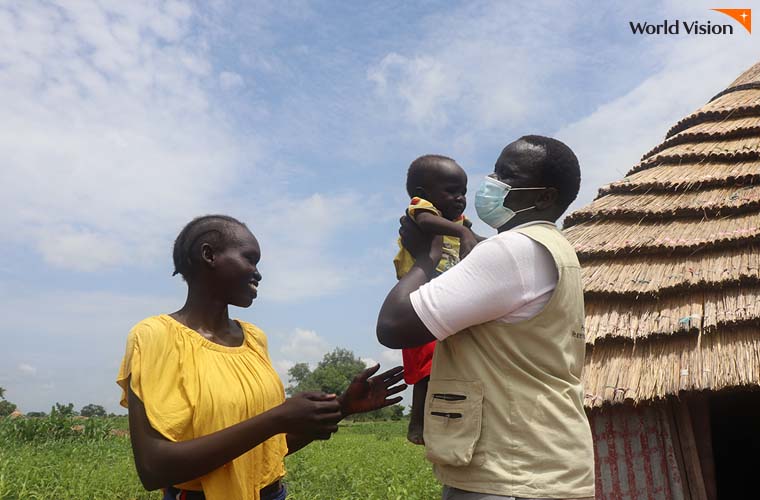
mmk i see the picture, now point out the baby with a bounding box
[393,154,481,444]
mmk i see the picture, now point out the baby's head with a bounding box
[406,155,467,221]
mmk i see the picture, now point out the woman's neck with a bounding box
[172,285,232,334]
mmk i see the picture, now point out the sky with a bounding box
[0,0,756,414]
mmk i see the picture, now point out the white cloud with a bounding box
[219,71,245,90]
[360,357,378,368]
[0,1,246,272]
[368,53,455,129]
[18,363,36,376]
[35,228,126,272]
[274,328,331,387]
[380,348,402,365]
[366,1,582,132]
[272,359,295,386]
[0,1,375,303]
[279,328,330,364]
[251,192,373,301]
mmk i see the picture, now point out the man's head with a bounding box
[489,135,580,231]
[406,155,468,221]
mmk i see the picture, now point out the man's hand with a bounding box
[400,214,443,264]
[338,365,407,416]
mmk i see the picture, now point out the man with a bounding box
[377,135,594,500]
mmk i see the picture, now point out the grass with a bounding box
[285,421,441,500]
[0,417,441,500]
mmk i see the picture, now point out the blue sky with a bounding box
[0,0,756,413]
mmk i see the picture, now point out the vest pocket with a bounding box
[423,379,484,466]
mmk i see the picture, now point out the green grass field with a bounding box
[0,417,441,500]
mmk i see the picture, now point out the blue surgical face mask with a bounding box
[474,176,544,229]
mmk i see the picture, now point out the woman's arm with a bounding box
[127,381,341,490]
[285,433,317,455]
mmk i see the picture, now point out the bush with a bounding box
[0,400,16,417]
[80,404,107,418]
[0,412,113,443]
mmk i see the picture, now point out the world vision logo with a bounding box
[629,8,751,35]
[712,8,752,33]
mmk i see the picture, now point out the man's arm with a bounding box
[377,258,438,349]
[377,217,441,348]
[379,224,541,350]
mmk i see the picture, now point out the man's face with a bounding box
[493,140,546,213]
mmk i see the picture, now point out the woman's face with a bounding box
[211,226,262,308]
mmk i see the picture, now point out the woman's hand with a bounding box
[338,364,407,416]
[276,392,343,439]
[399,214,443,264]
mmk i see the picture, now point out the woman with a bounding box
[117,215,405,500]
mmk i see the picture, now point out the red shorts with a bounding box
[402,341,436,385]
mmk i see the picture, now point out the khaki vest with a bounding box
[423,223,594,498]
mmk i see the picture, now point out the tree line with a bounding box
[0,392,110,418]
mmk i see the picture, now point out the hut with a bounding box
[564,60,760,499]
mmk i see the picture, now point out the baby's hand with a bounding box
[459,231,478,259]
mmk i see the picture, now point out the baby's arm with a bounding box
[415,211,479,259]
[463,221,487,243]
[414,211,468,238]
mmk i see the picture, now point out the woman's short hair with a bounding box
[172,215,247,281]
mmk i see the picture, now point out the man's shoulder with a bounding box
[483,230,541,255]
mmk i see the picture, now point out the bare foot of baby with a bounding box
[407,422,425,445]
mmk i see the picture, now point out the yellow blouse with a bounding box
[116,315,287,500]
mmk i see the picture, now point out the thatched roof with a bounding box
[565,61,760,408]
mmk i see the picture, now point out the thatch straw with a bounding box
[726,61,760,90]
[598,160,760,196]
[583,327,760,407]
[581,245,760,296]
[569,60,760,407]
[667,88,760,138]
[584,286,760,343]
[644,116,760,159]
[703,286,760,330]
[565,211,760,257]
[584,295,704,343]
[630,135,760,174]
[566,184,760,226]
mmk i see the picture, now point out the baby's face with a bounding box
[423,162,468,221]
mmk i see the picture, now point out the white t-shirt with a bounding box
[410,221,559,341]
